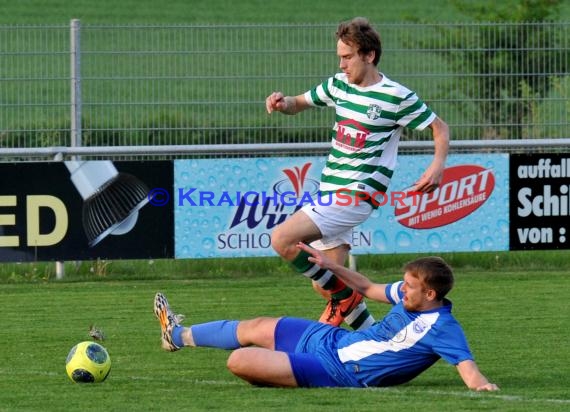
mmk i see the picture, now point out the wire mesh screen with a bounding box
[0,25,70,148]
[78,24,339,148]
[0,22,569,154]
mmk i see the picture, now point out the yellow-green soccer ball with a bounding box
[65,341,111,383]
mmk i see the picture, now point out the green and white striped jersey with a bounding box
[304,72,436,203]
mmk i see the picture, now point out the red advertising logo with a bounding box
[395,165,495,229]
[282,163,312,197]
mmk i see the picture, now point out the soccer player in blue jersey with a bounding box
[154,244,498,390]
[265,17,449,331]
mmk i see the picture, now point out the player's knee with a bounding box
[270,227,294,258]
[226,349,248,376]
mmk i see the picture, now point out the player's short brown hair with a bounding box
[404,256,454,300]
[336,17,382,66]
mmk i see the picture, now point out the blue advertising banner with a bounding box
[174,153,509,258]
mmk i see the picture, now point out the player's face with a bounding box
[400,272,433,311]
[337,39,375,86]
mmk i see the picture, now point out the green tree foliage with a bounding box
[431,0,568,138]
[452,0,562,21]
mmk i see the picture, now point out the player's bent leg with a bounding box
[314,245,375,330]
[227,347,342,388]
[312,280,331,300]
[227,347,298,387]
[311,244,348,301]
[181,318,275,350]
[271,210,321,260]
[235,317,280,349]
[271,206,375,330]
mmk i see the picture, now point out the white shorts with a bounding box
[301,193,373,251]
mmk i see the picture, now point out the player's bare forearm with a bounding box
[266,93,308,115]
[296,242,390,303]
[456,360,499,391]
[279,96,298,115]
[431,117,449,166]
[414,117,449,192]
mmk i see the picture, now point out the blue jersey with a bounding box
[296,282,474,387]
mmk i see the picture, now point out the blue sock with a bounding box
[190,320,240,350]
[171,325,185,347]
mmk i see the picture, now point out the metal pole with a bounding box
[55,261,65,280]
[56,19,82,279]
[2,138,570,159]
[70,18,82,149]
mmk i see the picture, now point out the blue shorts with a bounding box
[274,317,341,388]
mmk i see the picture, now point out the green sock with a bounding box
[290,249,313,273]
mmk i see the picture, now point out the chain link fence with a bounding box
[0,21,569,159]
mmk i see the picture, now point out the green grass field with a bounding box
[1,1,570,411]
[1,261,569,412]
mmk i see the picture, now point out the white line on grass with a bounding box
[156,377,570,404]
[367,387,570,405]
[70,373,570,405]
[129,375,243,386]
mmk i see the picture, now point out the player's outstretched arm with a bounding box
[266,92,310,115]
[296,242,391,304]
[456,360,499,391]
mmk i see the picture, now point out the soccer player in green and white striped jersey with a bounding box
[266,17,450,330]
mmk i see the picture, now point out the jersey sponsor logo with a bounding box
[334,119,369,151]
[337,99,349,105]
[394,164,495,229]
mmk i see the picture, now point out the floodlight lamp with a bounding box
[65,160,149,247]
